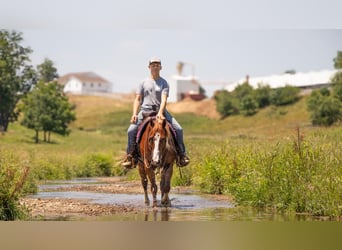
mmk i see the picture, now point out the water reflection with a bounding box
[144,209,170,221]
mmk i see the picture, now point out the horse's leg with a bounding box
[161,164,173,207]
[160,169,165,204]
[147,168,158,208]
[138,164,149,206]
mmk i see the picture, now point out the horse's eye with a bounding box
[148,137,153,144]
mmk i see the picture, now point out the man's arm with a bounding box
[157,93,167,120]
[131,94,141,123]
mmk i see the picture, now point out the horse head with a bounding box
[148,117,168,167]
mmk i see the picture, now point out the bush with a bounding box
[307,90,342,126]
[194,146,230,194]
[79,153,113,177]
[0,151,35,220]
[270,85,300,106]
[254,84,271,108]
[240,95,258,116]
[214,90,239,118]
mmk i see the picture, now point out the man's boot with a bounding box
[177,153,190,167]
[122,154,134,168]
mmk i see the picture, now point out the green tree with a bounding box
[307,51,342,126]
[20,81,76,143]
[332,51,342,102]
[214,90,239,118]
[0,30,36,132]
[240,94,258,116]
[37,58,59,82]
[254,84,271,108]
[270,85,300,106]
[233,81,254,100]
[333,51,342,69]
[307,89,342,126]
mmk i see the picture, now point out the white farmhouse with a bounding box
[225,70,339,93]
[58,72,112,94]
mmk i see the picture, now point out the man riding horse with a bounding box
[122,57,190,168]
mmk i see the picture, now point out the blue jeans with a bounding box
[127,109,186,155]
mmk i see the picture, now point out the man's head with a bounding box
[148,57,162,78]
[149,57,161,65]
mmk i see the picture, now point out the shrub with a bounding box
[254,84,271,108]
[307,90,342,126]
[194,146,230,194]
[270,85,300,106]
[214,90,239,118]
[79,153,113,177]
[0,151,35,220]
[240,94,258,116]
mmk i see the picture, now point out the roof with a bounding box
[225,69,339,91]
[58,72,111,85]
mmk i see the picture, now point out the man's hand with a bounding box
[156,112,165,121]
[130,114,138,124]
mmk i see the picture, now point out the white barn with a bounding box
[168,75,203,102]
[225,70,339,92]
[58,72,112,94]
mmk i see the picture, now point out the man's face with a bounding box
[149,62,162,73]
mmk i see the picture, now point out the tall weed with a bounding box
[195,129,342,216]
[0,150,36,220]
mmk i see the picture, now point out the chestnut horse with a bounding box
[138,115,177,207]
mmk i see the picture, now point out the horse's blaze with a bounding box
[152,132,161,163]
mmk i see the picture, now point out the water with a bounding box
[30,178,330,221]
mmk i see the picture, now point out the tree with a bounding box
[214,90,239,118]
[332,51,342,102]
[233,81,254,100]
[240,94,258,116]
[307,88,342,126]
[270,85,300,106]
[306,51,342,126]
[254,84,271,108]
[37,58,59,82]
[20,81,76,143]
[0,30,36,132]
[333,51,342,69]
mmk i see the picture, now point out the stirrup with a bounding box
[122,154,136,169]
[177,154,190,167]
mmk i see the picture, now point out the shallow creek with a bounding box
[29,178,327,221]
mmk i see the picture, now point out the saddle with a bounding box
[135,111,177,145]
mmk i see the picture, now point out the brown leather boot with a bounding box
[122,154,134,168]
[177,154,190,167]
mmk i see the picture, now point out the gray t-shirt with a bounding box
[137,77,169,111]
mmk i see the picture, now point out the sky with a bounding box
[1,0,342,96]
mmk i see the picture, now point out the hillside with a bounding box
[66,93,316,142]
[67,94,220,130]
[167,97,220,119]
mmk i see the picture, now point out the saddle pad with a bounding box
[136,117,177,144]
